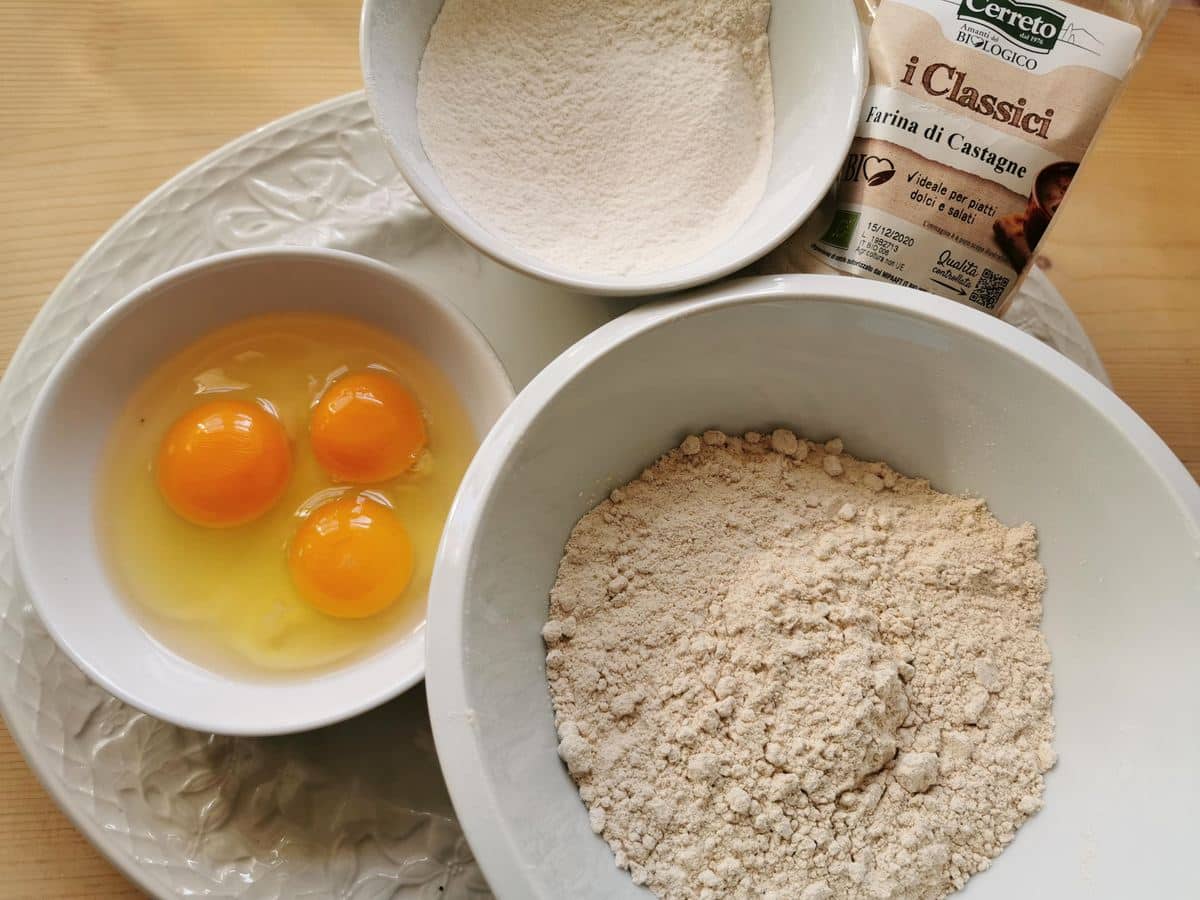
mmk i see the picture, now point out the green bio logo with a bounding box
[821,210,860,251]
[957,0,1065,53]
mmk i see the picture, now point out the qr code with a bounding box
[968,268,1011,310]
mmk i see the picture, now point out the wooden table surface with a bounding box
[1,2,1197,897]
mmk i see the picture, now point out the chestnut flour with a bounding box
[545,431,1055,899]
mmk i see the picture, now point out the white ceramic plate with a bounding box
[0,92,1106,898]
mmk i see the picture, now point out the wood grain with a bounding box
[0,2,1196,897]
[1038,7,1200,481]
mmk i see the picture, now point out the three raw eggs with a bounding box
[100,313,476,674]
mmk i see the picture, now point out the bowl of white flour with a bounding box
[425,275,1200,898]
[361,0,865,295]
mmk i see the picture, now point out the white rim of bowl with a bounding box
[359,0,868,297]
[425,272,1200,899]
[11,246,515,738]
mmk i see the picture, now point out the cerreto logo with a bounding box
[957,0,1066,54]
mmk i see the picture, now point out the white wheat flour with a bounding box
[545,431,1055,900]
[416,0,774,276]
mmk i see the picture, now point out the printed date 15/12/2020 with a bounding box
[866,221,916,247]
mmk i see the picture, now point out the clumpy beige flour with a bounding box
[546,431,1055,899]
[416,0,774,276]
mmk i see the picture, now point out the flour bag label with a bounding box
[808,0,1142,313]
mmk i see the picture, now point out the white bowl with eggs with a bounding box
[360,0,866,296]
[425,275,1200,897]
[12,248,513,736]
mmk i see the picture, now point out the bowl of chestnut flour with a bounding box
[425,275,1200,899]
[361,0,865,294]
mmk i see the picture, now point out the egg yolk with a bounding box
[288,495,414,619]
[309,371,427,483]
[156,399,292,527]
